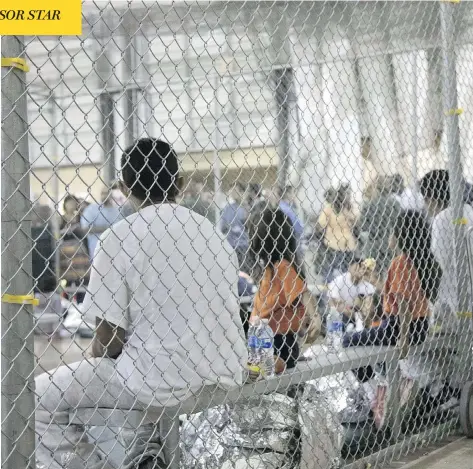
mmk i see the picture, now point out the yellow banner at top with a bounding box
[0,0,82,35]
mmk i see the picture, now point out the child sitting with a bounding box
[343,211,441,348]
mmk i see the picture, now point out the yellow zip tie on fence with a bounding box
[2,294,39,306]
[453,217,468,225]
[445,108,463,116]
[457,312,473,319]
[1,58,29,73]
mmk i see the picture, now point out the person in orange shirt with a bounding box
[344,211,441,347]
[250,208,307,373]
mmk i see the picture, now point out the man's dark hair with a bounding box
[419,169,450,205]
[249,183,262,198]
[121,138,179,202]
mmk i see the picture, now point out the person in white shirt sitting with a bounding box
[390,174,425,212]
[35,138,248,469]
[419,169,473,327]
[327,257,376,316]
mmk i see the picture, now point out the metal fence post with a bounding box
[99,93,116,185]
[273,67,296,192]
[410,52,419,188]
[440,3,471,317]
[48,91,62,282]
[95,20,117,185]
[1,35,35,469]
[124,32,138,149]
[213,72,223,224]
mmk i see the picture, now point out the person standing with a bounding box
[110,182,135,218]
[32,204,57,295]
[59,195,90,303]
[355,177,402,276]
[388,174,424,212]
[278,185,304,247]
[317,186,357,283]
[220,182,250,269]
[420,169,473,327]
[80,186,123,259]
[61,194,82,228]
[247,183,264,211]
[180,181,215,224]
[32,204,64,327]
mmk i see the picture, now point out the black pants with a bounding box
[274,333,300,369]
[343,315,429,348]
[347,316,429,384]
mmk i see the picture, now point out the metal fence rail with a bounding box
[2,2,473,469]
[66,335,464,469]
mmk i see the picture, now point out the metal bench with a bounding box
[62,345,398,468]
[48,333,469,469]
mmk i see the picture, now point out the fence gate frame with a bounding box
[2,2,473,469]
[1,35,36,469]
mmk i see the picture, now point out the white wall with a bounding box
[25,10,473,210]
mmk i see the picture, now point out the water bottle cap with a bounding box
[249,316,260,326]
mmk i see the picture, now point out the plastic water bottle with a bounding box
[247,318,275,377]
[326,307,343,354]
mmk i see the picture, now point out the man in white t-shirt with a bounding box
[35,138,248,469]
[420,169,473,325]
[327,258,376,314]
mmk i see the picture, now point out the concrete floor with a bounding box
[400,438,473,469]
[34,334,92,375]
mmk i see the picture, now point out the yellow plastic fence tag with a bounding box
[0,0,82,35]
[1,58,29,72]
[445,108,463,116]
[2,294,39,306]
[457,311,473,319]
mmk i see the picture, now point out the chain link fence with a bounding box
[2,2,473,469]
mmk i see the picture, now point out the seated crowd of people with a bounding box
[33,137,472,468]
[216,168,473,373]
